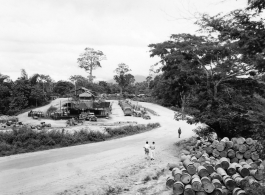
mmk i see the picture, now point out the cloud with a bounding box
[0,0,247,81]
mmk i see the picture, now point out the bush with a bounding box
[0,123,161,156]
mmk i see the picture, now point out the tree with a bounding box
[53,81,74,96]
[148,6,265,139]
[77,48,106,83]
[114,63,135,95]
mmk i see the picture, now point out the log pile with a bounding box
[166,137,264,194]
[197,137,263,166]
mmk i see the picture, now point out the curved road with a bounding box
[0,101,198,195]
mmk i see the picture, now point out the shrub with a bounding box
[0,123,160,156]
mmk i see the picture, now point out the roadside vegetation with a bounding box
[0,123,160,157]
[147,1,265,150]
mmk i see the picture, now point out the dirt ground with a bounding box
[0,99,201,195]
[14,99,158,133]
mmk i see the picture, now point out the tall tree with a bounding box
[77,48,106,83]
[114,63,135,95]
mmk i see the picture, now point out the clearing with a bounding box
[0,100,199,195]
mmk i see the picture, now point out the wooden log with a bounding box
[233,144,239,151]
[220,150,228,158]
[191,175,202,192]
[238,165,250,177]
[233,188,241,195]
[239,159,245,163]
[220,157,230,170]
[223,175,236,191]
[230,157,239,163]
[191,156,198,162]
[205,146,213,155]
[247,176,260,188]
[210,172,222,182]
[172,168,182,181]
[198,166,209,178]
[166,177,175,189]
[193,162,200,169]
[168,163,180,171]
[221,137,229,142]
[184,184,195,195]
[249,162,258,169]
[243,150,251,159]
[246,159,253,164]
[225,141,234,149]
[251,151,259,161]
[238,144,247,153]
[181,172,192,184]
[201,177,215,193]
[221,186,229,195]
[245,138,253,145]
[212,149,220,158]
[232,174,248,189]
[212,179,222,189]
[183,159,197,175]
[227,149,236,159]
[237,137,245,145]
[212,140,219,148]
[217,167,227,177]
[203,162,215,175]
[231,138,237,144]
[236,190,246,195]
[217,141,226,152]
[236,151,243,160]
[250,169,264,181]
[227,163,237,176]
[173,181,185,195]
[212,188,223,195]
[181,154,191,162]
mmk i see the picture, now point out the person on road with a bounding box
[143,141,150,159]
[178,127,182,138]
[150,142,156,160]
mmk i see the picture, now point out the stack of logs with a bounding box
[201,137,262,165]
[166,137,264,195]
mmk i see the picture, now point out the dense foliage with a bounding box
[148,1,265,145]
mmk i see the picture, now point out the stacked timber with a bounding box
[166,151,264,195]
[195,137,263,168]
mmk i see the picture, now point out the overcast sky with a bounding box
[0,0,247,82]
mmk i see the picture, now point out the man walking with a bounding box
[178,127,182,138]
[143,141,150,159]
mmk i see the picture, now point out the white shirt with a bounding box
[144,144,150,149]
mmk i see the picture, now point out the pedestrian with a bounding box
[143,141,150,159]
[178,127,182,138]
[150,142,156,160]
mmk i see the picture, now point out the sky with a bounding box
[0,0,248,82]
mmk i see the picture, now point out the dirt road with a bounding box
[0,101,199,195]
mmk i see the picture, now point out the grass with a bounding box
[0,123,160,157]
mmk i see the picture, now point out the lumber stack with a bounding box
[195,137,263,166]
[166,137,264,195]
